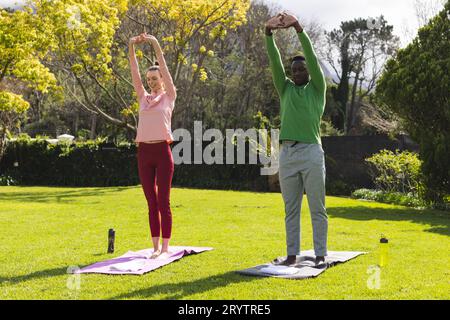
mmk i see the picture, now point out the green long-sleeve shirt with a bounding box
[266,31,326,144]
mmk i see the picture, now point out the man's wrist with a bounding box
[293,22,303,33]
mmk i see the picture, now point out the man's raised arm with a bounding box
[297,28,326,95]
[265,17,288,96]
[278,13,326,95]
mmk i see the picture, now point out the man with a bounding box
[265,12,328,266]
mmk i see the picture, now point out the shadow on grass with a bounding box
[0,186,135,204]
[109,271,260,300]
[328,205,449,237]
[0,266,69,285]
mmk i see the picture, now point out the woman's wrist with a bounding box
[150,39,159,47]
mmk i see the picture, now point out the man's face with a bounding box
[291,60,309,86]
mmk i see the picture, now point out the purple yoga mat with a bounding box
[74,246,213,275]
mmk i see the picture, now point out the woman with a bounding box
[129,33,177,259]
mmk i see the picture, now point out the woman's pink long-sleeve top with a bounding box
[135,90,175,144]
[130,41,175,144]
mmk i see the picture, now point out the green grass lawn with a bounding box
[0,185,449,300]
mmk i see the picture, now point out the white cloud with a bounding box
[0,0,25,9]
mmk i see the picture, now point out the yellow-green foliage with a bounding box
[33,0,128,82]
[130,0,250,81]
[0,91,30,113]
[0,7,57,91]
[0,6,58,138]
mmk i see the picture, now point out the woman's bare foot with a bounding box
[157,250,173,259]
[149,249,161,259]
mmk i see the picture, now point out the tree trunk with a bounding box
[332,37,351,131]
[0,126,7,166]
[90,113,97,140]
[74,112,79,135]
[346,71,360,134]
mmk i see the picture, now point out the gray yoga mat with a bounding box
[237,250,366,279]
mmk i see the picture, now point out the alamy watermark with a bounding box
[66,265,81,298]
[366,265,381,290]
[171,121,280,175]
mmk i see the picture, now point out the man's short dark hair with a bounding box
[291,55,306,63]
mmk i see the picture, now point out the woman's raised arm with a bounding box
[144,34,177,101]
[128,35,147,100]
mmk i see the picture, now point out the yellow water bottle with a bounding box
[379,235,388,267]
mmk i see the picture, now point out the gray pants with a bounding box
[279,141,328,257]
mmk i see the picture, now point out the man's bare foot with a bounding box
[315,256,326,266]
[149,249,161,259]
[272,255,297,266]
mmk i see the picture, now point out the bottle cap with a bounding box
[380,236,388,243]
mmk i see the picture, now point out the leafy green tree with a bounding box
[126,0,250,128]
[325,16,399,133]
[191,1,326,131]
[376,1,450,205]
[30,0,250,136]
[0,6,58,162]
[32,0,134,132]
[0,91,30,160]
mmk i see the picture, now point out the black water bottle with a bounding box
[108,228,115,253]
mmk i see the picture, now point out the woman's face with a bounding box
[146,70,163,92]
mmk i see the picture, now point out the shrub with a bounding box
[326,179,353,196]
[320,119,344,137]
[352,188,427,208]
[0,175,17,186]
[0,136,268,190]
[365,149,423,195]
[0,135,139,186]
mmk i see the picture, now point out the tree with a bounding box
[0,6,58,162]
[402,0,446,44]
[126,0,250,129]
[174,0,325,131]
[325,16,399,133]
[31,0,250,136]
[10,1,332,142]
[376,1,450,205]
[194,0,279,130]
[32,0,134,133]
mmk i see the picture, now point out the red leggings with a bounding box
[137,142,174,239]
